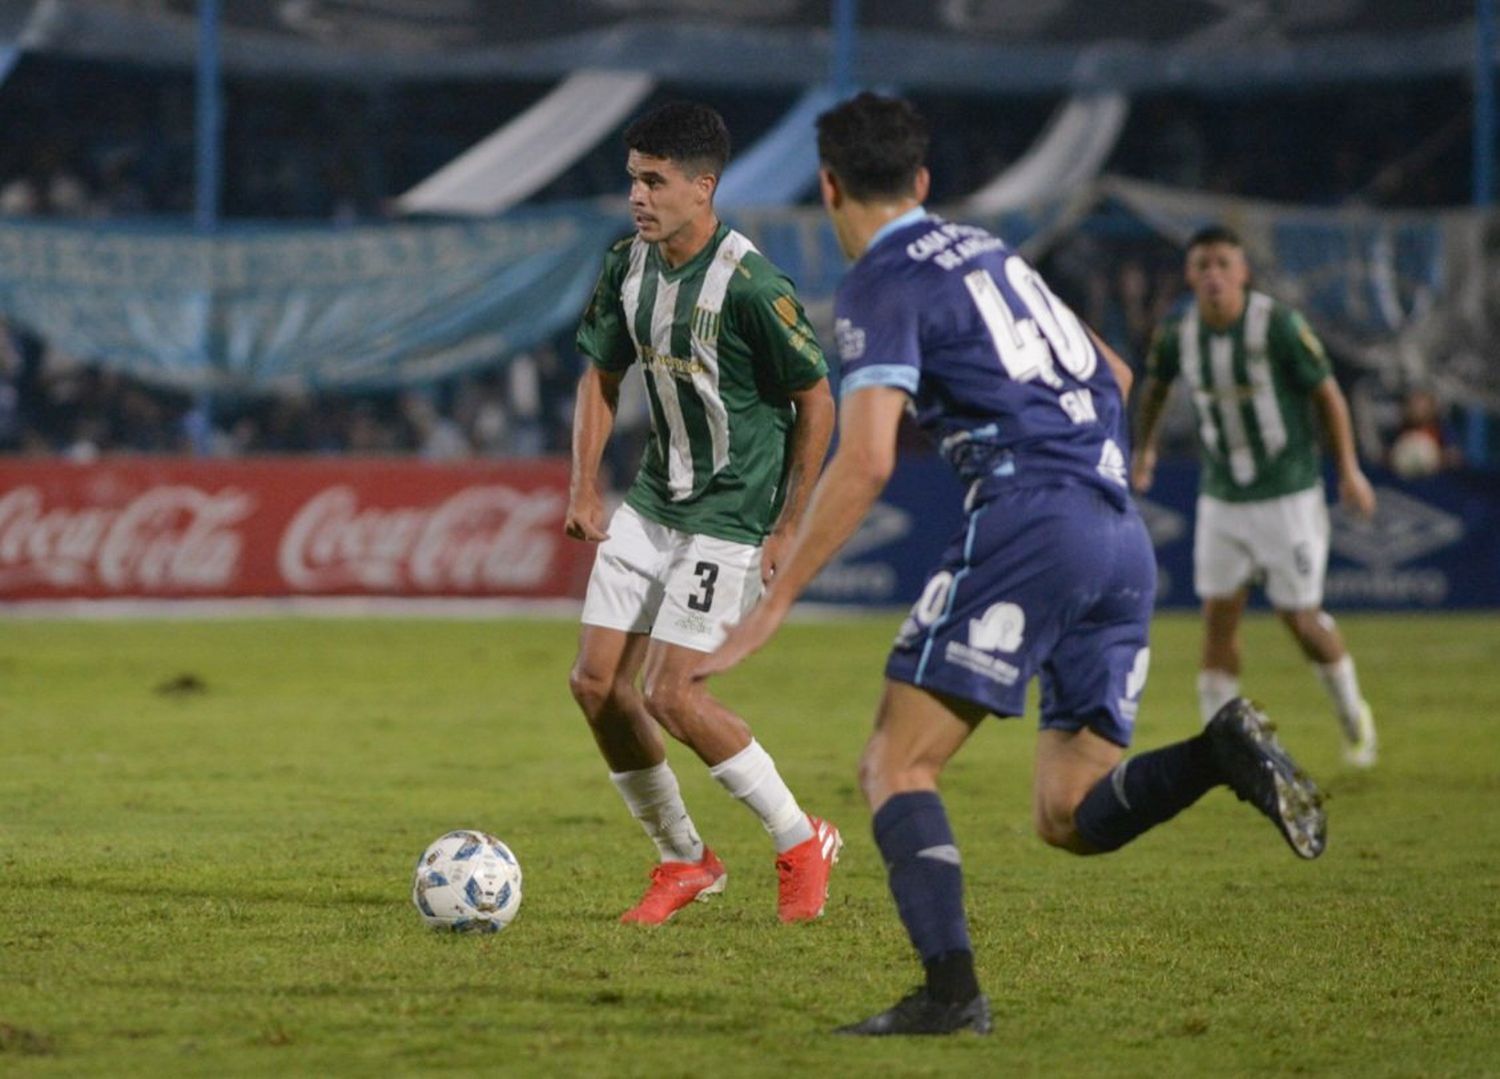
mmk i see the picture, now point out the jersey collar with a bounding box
[652,220,729,281]
[867,206,931,253]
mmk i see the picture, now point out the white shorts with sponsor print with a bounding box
[580,502,764,652]
[1194,486,1329,609]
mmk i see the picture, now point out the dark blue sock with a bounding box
[873,791,973,988]
[1073,735,1221,852]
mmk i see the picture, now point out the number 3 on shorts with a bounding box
[687,560,719,612]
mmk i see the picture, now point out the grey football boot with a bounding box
[1207,697,1328,859]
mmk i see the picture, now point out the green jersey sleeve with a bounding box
[1146,317,1181,382]
[575,238,637,372]
[1271,305,1333,391]
[730,267,828,392]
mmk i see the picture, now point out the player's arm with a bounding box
[1087,327,1133,399]
[1131,376,1172,493]
[1282,305,1375,519]
[1312,376,1376,519]
[1131,325,1178,494]
[565,364,624,542]
[761,377,835,585]
[733,272,837,584]
[568,246,634,541]
[695,385,907,679]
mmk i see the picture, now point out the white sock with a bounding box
[709,739,814,853]
[1197,669,1241,725]
[1315,655,1365,725]
[609,761,704,863]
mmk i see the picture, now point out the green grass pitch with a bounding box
[1,612,1496,1076]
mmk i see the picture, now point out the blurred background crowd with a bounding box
[0,47,1485,478]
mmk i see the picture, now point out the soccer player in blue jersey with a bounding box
[696,93,1329,1036]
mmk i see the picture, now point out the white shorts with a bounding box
[580,502,764,652]
[1194,487,1329,610]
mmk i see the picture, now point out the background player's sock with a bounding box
[1315,654,1365,725]
[1197,669,1241,724]
[709,739,814,852]
[1073,737,1220,852]
[874,791,975,999]
[610,761,705,863]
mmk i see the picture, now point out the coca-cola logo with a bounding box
[0,485,253,591]
[278,484,564,592]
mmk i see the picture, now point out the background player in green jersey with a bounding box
[1132,225,1379,767]
[566,102,841,926]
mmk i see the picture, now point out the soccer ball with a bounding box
[411,830,523,932]
[1389,429,1441,479]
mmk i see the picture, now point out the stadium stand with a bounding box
[0,3,1491,473]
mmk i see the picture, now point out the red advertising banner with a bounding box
[0,458,594,600]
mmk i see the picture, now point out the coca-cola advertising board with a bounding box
[0,458,593,600]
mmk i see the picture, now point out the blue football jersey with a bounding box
[834,211,1130,506]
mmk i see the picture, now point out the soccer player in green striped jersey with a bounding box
[565,102,842,926]
[1132,225,1379,767]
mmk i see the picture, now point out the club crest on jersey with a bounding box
[691,306,721,342]
[835,318,866,362]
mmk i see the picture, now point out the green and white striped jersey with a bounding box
[1148,290,1332,503]
[576,223,828,544]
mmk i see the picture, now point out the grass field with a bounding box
[1,611,1497,1077]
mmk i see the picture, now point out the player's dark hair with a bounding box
[623,102,731,179]
[816,92,930,201]
[1186,224,1243,251]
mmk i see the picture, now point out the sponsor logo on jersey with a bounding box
[639,344,705,379]
[941,600,1026,686]
[943,641,1020,686]
[968,601,1025,653]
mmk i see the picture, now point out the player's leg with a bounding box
[1199,590,1248,721]
[570,625,662,771]
[571,505,718,923]
[837,680,992,1036]
[1264,489,1377,766]
[1036,504,1223,852]
[643,531,839,923]
[1044,496,1326,858]
[1194,495,1254,722]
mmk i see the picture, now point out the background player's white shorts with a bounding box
[1194,486,1329,609]
[580,502,763,652]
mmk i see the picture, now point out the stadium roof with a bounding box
[2,0,1485,91]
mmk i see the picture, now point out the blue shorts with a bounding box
[886,483,1156,747]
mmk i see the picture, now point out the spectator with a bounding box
[1387,387,1462,478]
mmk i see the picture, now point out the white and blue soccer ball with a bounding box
[411,830,523,932]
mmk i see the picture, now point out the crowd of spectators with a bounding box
[0,321,582,464]
[0,55,1485,468]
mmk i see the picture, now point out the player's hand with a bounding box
[758,526,793,587]
[563,490,610,542]
[1339,469,1377,520]
[1130,447,1157,493]
[692,596,788,681]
